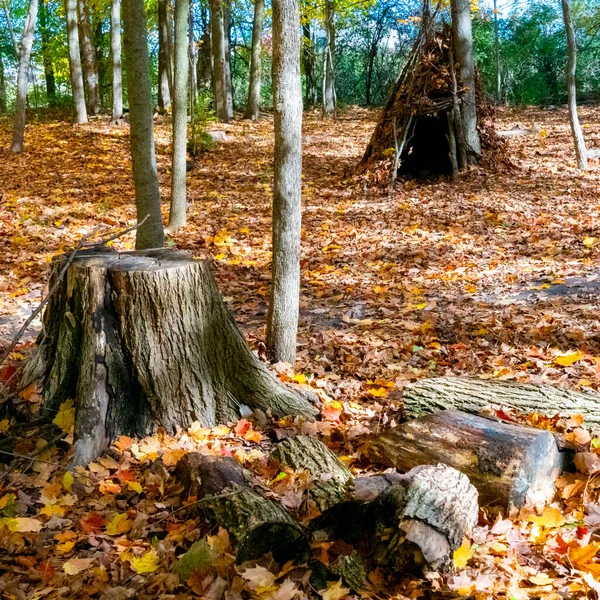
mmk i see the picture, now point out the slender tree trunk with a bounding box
[122,0,165,248]
[493,0,500,101]
[167,0,190,232]
[302,21,316,107]
[244,0,264,119]
[267,0,302,364]
[111,0,123,120]
[196,12,212,93]
[210,0,232,121]
[94,20,106,106]
[10,0,38,153]
[223,0,234,113]
[65,0,88,123]
[451,0,480,160]
[0,52,6,113]
[78,0,101,114]
[158,0,173,111]
[322,0,335,117]
[561,0,587,170]
[2,0,19,55]
[365,44,376,106]
[39,0,57,106]
[188,1,196,108]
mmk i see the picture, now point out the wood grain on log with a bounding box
[35,249,317,465]
[370,409,565,511]
[175,453,308,563]
[403,377,600,429]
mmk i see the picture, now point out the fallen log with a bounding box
[403,376,600,429]
[370,409,566,511]
[175,453,308,563]
[32,248,317,466]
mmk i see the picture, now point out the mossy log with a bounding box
[370,409,566,511]
[175,453,308,563]
[34,249,317,466]
[270,435,353,513]
[403,376,600,429]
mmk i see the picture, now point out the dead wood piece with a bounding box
[403,376,600,430]
[270,435,353,513]
[370,409,566,511]
[34,249,317,466]
[175,453,308,563]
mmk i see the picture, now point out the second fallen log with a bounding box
[369,409,566,512]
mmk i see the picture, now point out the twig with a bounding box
[82,214,149,248]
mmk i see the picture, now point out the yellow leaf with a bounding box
[292,373,307,384]
[130,549,160,573]
[453,539,474,569]
[53,399,75,433]
[0,493,15,510]
[530,572,553,585]
[464,284,477,294]
[374,285,386,294]
[368,387,388,397]
[63,557,94,575]
[106,513,132,536]
[322,579,350,600]
[1,517,43,532]
[583,237,597,248]
[554,351,584,367]
[62,471,74,493]
[528,506,566,528]
[127,481,143,494]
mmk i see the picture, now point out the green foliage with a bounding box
[188,90,216,156]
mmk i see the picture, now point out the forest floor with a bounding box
[1,106,600,598]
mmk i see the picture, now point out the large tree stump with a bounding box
[370,409,566,511]
[175,453,308,563]
[403,376,600,429]
[34,249,318,465]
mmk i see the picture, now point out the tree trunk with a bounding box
[302,20,316,107]
[322,0,335,117]
[210,0,232,121]
[402,376,600,430]
[493,0,500,101]
[561,0,587,170]
[36,249,318,466]
[2,0,19,55]
[167,0,190,232]
[175,453,309,563]
[111,0,123,121]
[244,0,264,120]
[270,436,353,513]
[223,0,234,114]
[78,0,101,115]
[451,0,480,160]
[196,8,212,93]
[365,45,376,106]
[267,0,302,364]
[39,0,57,106]
[10,0,38,153]
[188,1,196,109]
[370,409,566,512]
[0,50,7,113]
[122,0,164,249]
[65,0,88,123]
[158,0,173,112]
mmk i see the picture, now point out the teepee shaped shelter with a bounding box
[359,16,500,185]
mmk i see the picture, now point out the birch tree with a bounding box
[111,0,123,120]
[65,0,88,123]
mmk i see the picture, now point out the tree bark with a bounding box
[223,0,234,114]
[322,0,335,117]
[122,0,165,249]
[402,376,600,430]
[267,0,303,364]
[196,7,212,93]
[302,21,316,107]
[370,409,566,512]
[561,0,587,170]
[188,1,196,109]
[10,0,38,153]
[175,453,309,563]
[243,0,264,120]
[0,51,6,113]
[111,0,123,121]
[36,249,317,465]
[493,0,500,101]
[167,0,190,232]
[451,0,480,160]
[158,0,173,112]
[210,0,232,121]
[65,0,88,123]
[2,0,19,55]
[39,0,57,106]
[78,0,101,115]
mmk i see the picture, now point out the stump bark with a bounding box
[175,453,308,563]
[403,376,600,429]
[370,409,566,511]
[35,249,317,465]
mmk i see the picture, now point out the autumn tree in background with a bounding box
[322,0,335,117]
[210,0,233,121]
[111,0,123,121]
[39,0,56,106]
[244,0,265,120]
[267,0,303,364]
[561,0,587,170]
[77,0,100,114]
[0,52,6,112]
[157,0,173,112]
[122,0,164,248]
[10,0,38,153]
[451,0,480,161]
[167,0,190,232]
[64,0,87,123]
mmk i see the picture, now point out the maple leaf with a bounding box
[0,517,43,533]
[241,565,277,592]
[130,548,160,573]
[321,579,350,600]
[554,351,584,367]
[52,398,75,434]
[528,506,566,528]
[63,557,94,575]
[453,538,474,569]
[80,512,106,534]
[62,471,74,492]
[106,512,133,535]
